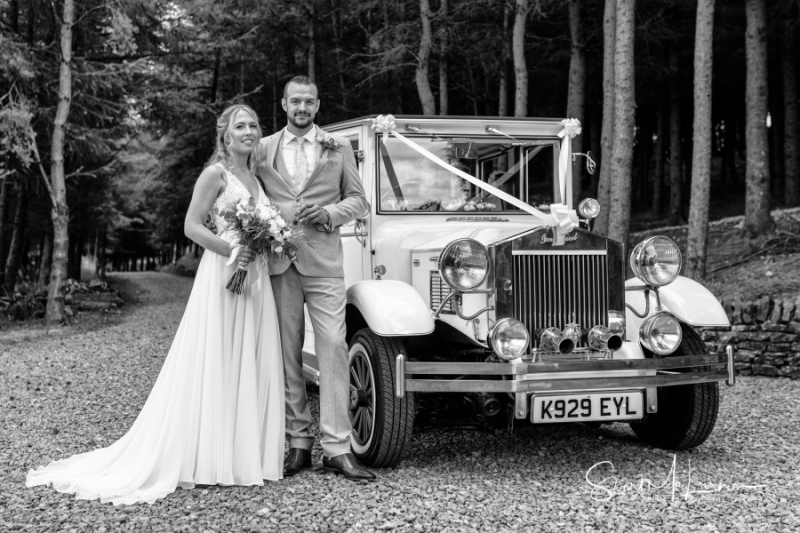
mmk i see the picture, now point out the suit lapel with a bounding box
[259,129,294,194]
[269,128,284,170]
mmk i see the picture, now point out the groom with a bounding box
[257,76,374,481]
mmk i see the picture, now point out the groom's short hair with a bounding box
[283,76,318,99]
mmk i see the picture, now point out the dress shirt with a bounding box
[281,126,321,187]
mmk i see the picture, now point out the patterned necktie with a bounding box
[294,136,307,189]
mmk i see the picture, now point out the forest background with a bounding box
[0,0,798,323]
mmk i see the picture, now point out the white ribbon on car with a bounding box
[557,118,582,206]
[371,114,581,245]
[226,237,261,295]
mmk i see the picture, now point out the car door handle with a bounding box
[355,218,368,248]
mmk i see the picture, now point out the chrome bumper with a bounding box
[395,346,736,416]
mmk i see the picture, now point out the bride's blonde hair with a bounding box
[205,104,263,173]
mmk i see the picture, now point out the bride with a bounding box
[26,104,285,505]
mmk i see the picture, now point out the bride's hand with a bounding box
[234,246,255,269]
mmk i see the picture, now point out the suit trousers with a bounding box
[269,264,351,457]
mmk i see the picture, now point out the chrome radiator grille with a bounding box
[512,252,609,343]
[430,271,455,314]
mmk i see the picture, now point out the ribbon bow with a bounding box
[556,118,582,205]
[371,114,397,143]
[558,118,582,140]
[545,203,580,245]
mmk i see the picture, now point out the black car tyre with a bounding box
[348,328,415,467]
[630,325,720,450]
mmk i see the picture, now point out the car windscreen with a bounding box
[377,136,559,213]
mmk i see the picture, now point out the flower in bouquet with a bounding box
[219,196,302,294]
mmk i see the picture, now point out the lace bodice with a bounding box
[211,165,265,235]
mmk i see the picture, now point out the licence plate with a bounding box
[531,391,644,423]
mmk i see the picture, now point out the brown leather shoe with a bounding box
[322,453,376,481]
[283,448,312,477]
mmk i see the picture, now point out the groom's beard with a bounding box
[289,113,314,129]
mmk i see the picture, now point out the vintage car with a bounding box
[300,115,735,468]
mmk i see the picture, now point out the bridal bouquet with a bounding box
[218,196,301,294]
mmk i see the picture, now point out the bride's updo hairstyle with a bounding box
[205,104,263,173]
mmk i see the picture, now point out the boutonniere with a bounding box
[315,131,341,152]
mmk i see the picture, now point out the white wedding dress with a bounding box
[26,165,285,505]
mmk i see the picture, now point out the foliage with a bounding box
[0,0,796,294]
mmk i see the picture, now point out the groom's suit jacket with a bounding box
[257,126,368,278]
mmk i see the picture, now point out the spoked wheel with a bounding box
[348,328,415,468]
[630,325,720,450]
[349,347,376,448]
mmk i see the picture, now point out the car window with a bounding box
[377,137,558,213]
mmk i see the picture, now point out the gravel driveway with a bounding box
[1,272,798,532]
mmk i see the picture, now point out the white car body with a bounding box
[298,115,734,467]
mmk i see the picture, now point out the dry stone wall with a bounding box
[701,295,800,379]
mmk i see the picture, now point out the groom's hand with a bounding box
[297,203,331,226]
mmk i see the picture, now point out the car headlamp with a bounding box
[488,319,529,360]
[438,238,490,292]
[629,236,682,287]
[578,198,601,219]
[639,312,683,356]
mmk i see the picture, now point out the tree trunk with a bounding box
[307,0,316,79]
[595,0,616,235]
[26,0,34,45]
[512,0,530,117]
[744,0,772,236]
[4,182,29,295]
[784,18,799,206]
[330,2,349,111]
[635,119,651,206]
[11,0,19,33]
[725,112,740,186]
[270,38,278,132]
[685,0,715,281]
[651,103,667,215]
[567,0,586,206]
[606,0,636,245]
[439,0,449,115]
[39,231,52,289]
[771,98,784,198]
[211,48,221,103]
[467,62,479,115]
[69,232,81,281]
[239,43,245,95]
[498,3,512,117]
[590,104,602,196]
[415,0,436,115]
[0,173,14,288]
[668,47,683,224]
[46,0,73,324]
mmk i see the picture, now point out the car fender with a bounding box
[625,276,729,329]
[347,280,435,337]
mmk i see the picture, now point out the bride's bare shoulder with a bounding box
[195,163,227,192]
